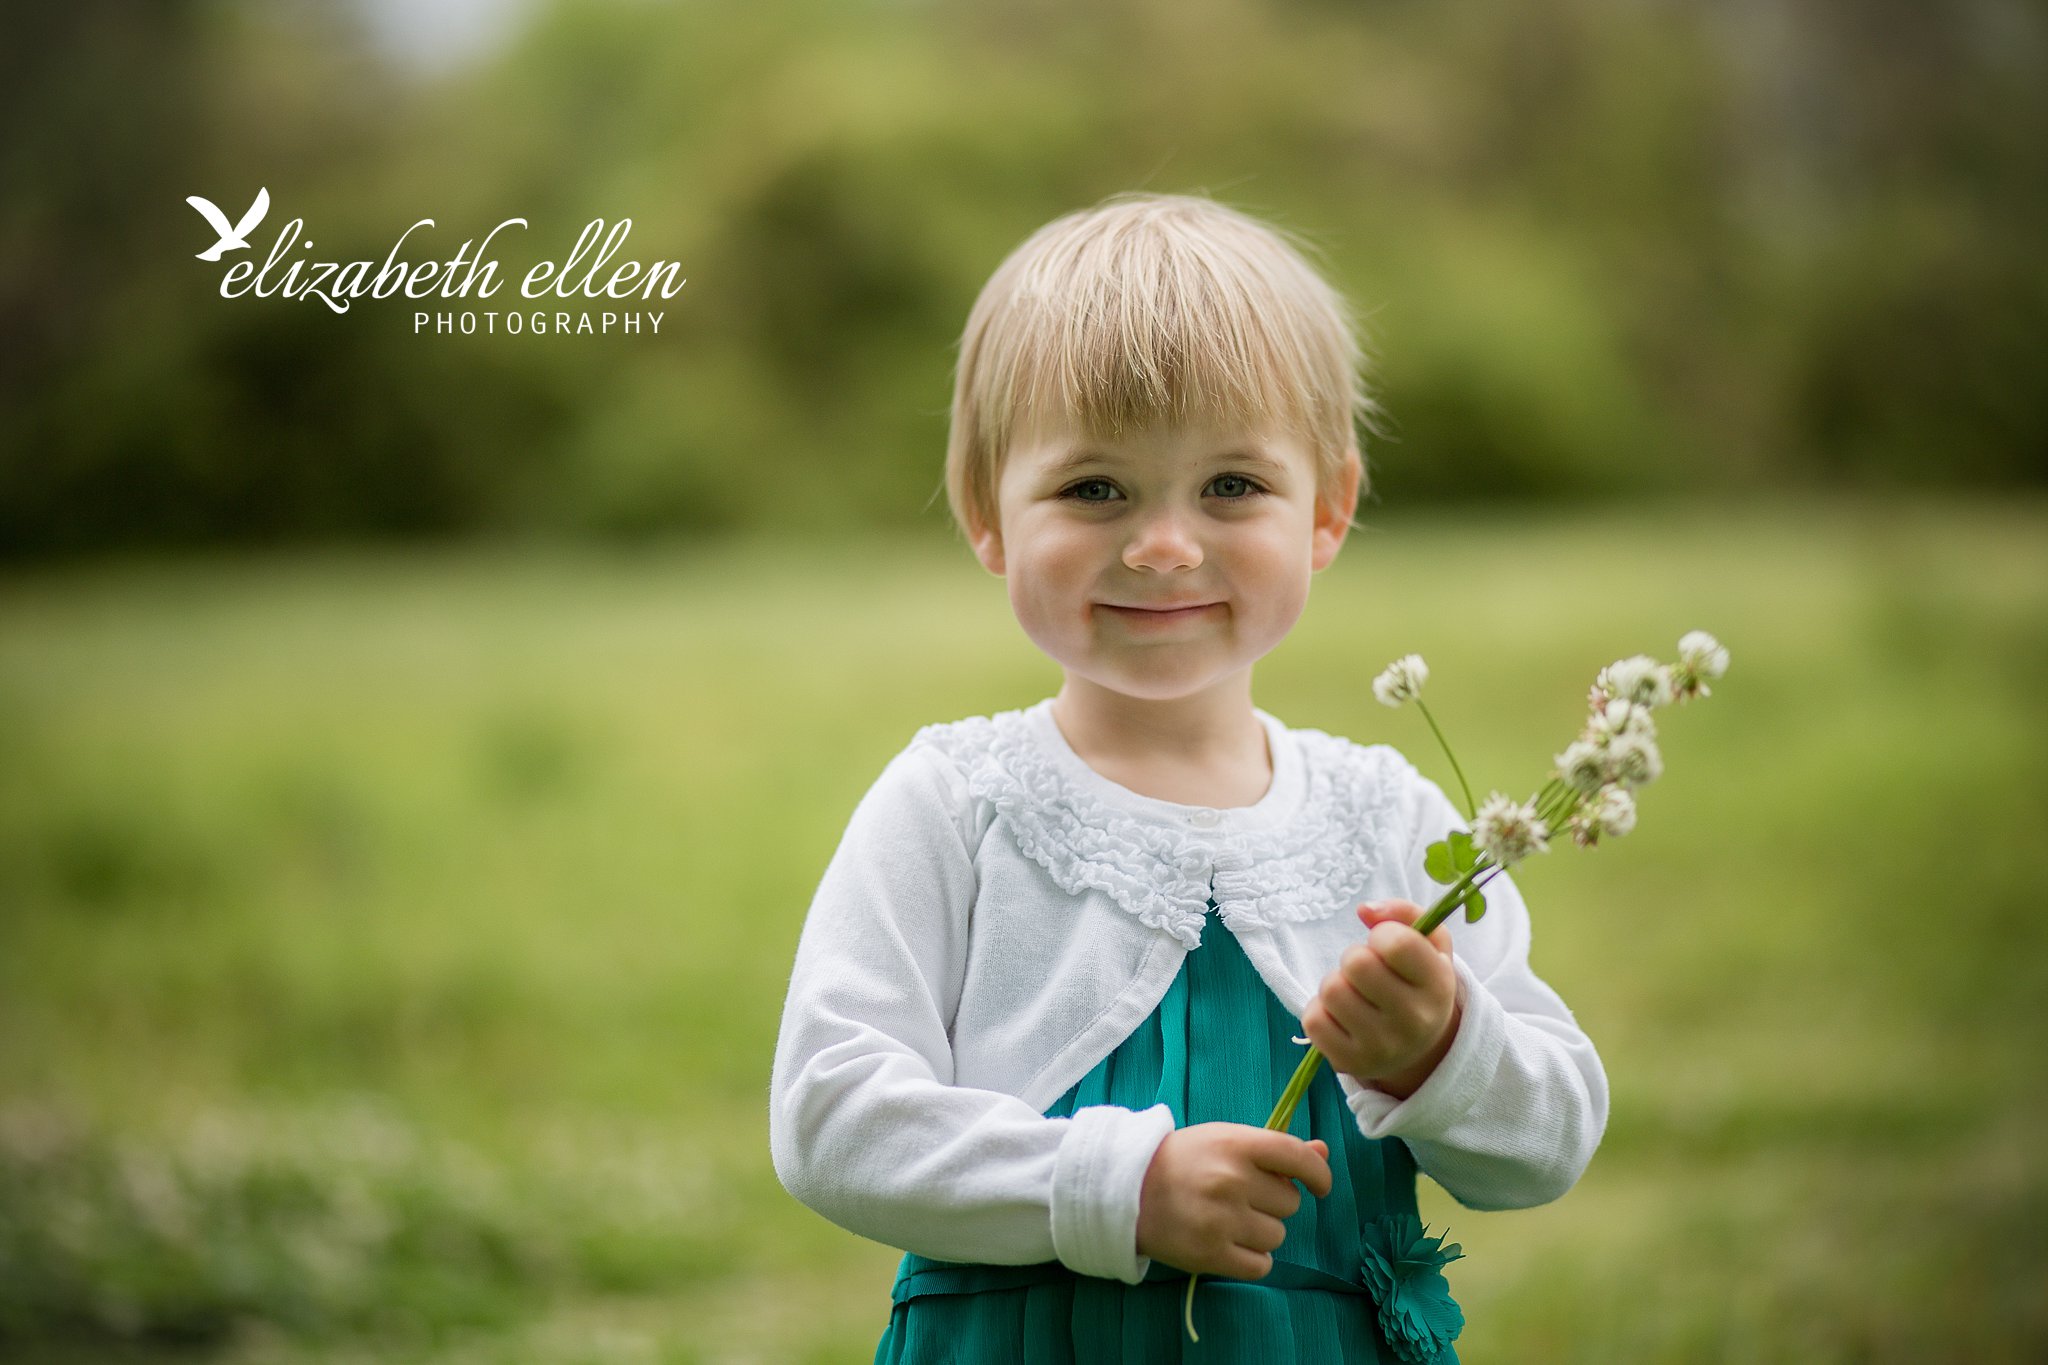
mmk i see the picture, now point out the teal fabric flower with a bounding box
[1359,1215,1466,1364]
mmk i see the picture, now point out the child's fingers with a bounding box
[1366,921,1453,989]
[1302,1146,1335,1195]
[1227,1247,1277,1281]
[1248,1168,1306,1219]
[1339,957,1440,1049]
[1360,902,1455,964]
[1249,1130,1334,1198]
[1236,1210,1289,1256]
[1302,996,1357,1049]
[1338,939,1407,1008]
[1303,999,1361,1068]
[1319,965,1385,1051]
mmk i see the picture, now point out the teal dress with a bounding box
[874,899,1462,1363]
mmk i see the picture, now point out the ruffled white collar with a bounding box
[912,699,1409,948]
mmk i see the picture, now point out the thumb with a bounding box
[1359,899,1453,956]
[1358,899,1423,926]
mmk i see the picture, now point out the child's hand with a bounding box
[1300,899,1461,1100]
[1135,1124,1332,1280]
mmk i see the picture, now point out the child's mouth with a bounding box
[1101,602,1221,628]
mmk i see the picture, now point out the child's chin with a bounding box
[1088,667,1245,704]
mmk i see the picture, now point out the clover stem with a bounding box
[1537,783,1585,832]
[1418,864,1508,936]
[1267,1043,1323,1132]
[1414,701,1476,819]
[1414,855,1493,936]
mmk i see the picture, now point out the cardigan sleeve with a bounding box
[1335,768,1610,1209]
[768,743,1177,1282]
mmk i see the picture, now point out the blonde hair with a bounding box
[944,192,1374,540]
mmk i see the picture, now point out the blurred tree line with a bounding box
[2,0,2043,562]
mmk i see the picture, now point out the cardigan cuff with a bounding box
[1049,1102,1178,1284]
[1340,955,1507,1140]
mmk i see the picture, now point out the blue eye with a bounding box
[1062,478,1118,502]
[1210,475,1263,499]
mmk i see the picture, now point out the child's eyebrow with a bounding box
[1035,448,1117,478]
[1213,450,1295,479]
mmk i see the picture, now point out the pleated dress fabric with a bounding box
[874,899,1454,1363]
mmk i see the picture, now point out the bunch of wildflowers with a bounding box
[1367,630,1725,927]
[1182,632,1728,1342]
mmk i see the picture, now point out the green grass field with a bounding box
[3,498,2044,1363]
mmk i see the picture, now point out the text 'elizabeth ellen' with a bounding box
[216,218,686,315]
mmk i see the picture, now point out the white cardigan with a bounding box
[768,699,1607,1285]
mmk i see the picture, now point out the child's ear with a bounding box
[1310,447,1362,571]
[968,516,1005,576]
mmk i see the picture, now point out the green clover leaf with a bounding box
[1423,831,1477,885]
[1422,839,1454,884]
[1424,832,1487,924]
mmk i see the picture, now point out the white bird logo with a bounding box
[185,188,271,261]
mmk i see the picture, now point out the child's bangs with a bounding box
[986,242,1344,448]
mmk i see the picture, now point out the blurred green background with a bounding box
[2,1,2044,1361]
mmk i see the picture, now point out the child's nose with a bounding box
[1121,507,1204,572]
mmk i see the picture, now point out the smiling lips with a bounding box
[1101,601,1221,628]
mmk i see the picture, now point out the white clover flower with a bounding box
[1594,785,1638,836]
[1594,655,1676,710]
[1600,698,1657,738]
[1580,700,1656,760]
[1604,732,1664,788]
[1678,630,1729,677]
[1555,740,1610,794]
[1671,630,1730,702]
[1568,785,1638,847]
[1471,791,1550,866]
[1372,654,1430,707]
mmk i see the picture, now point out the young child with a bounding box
[769,193,1607,1362]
